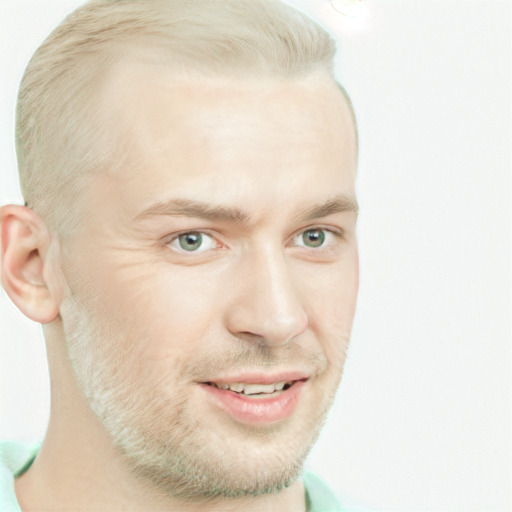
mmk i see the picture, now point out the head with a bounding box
[2,0,359,503]
[16,0,357,237]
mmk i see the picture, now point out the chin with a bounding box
[120,399,327,501]
[129,435,310,500]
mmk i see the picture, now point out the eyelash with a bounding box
[165,226,344,255]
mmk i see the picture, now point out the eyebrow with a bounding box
[134,195,358,224]
[297,196,359,221]
[135,198,250,224]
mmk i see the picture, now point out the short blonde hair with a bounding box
[16,0,346,236]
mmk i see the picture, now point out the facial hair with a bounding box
[60,287,347,501]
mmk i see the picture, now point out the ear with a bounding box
[1,204,60,323]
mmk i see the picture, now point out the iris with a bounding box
[302,229,325,248]
[178,232,203,251]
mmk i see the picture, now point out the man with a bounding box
[0,0,360,510]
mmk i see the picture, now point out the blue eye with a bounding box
[168,232,217,253]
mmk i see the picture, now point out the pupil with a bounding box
[179,232,202,251]
[303,229,325,248]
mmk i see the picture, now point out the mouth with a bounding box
[203,380,299,397]
[199,376,309,425]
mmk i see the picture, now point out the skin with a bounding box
[1,63,359,511]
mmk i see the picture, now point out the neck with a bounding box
[14,329,306,512]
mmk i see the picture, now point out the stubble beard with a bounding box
[61,293,343,501]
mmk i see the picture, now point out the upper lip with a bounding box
[201,370,311,385]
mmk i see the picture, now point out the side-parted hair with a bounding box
[16,0,352,236]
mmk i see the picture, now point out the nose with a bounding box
[224,248,308,347]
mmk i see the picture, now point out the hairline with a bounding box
[16,0,358,237]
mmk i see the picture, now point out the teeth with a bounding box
[243,383,276,395]
[211,381,291,394]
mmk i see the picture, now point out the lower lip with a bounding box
[200,381,306,425]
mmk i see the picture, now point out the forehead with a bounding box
[92,63,357,218]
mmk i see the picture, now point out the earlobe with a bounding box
[1,204,60,323]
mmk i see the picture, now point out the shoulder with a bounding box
[303,470,373,512]
[0,440,39,512]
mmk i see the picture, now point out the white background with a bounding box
[1,1,510,511]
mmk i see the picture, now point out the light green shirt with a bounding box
[0,440,365,511]
[0,441,40,512]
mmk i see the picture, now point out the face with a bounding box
[58,65,359,499]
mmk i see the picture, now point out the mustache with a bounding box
[181,342,328,380]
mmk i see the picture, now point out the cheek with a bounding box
[305,255,359,365]
[88,256,227,360]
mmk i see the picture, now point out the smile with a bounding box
[200,377,308,424]
[205,381,295,396]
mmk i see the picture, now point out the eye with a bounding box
[168,232,218,253]
[293,228,338,249]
